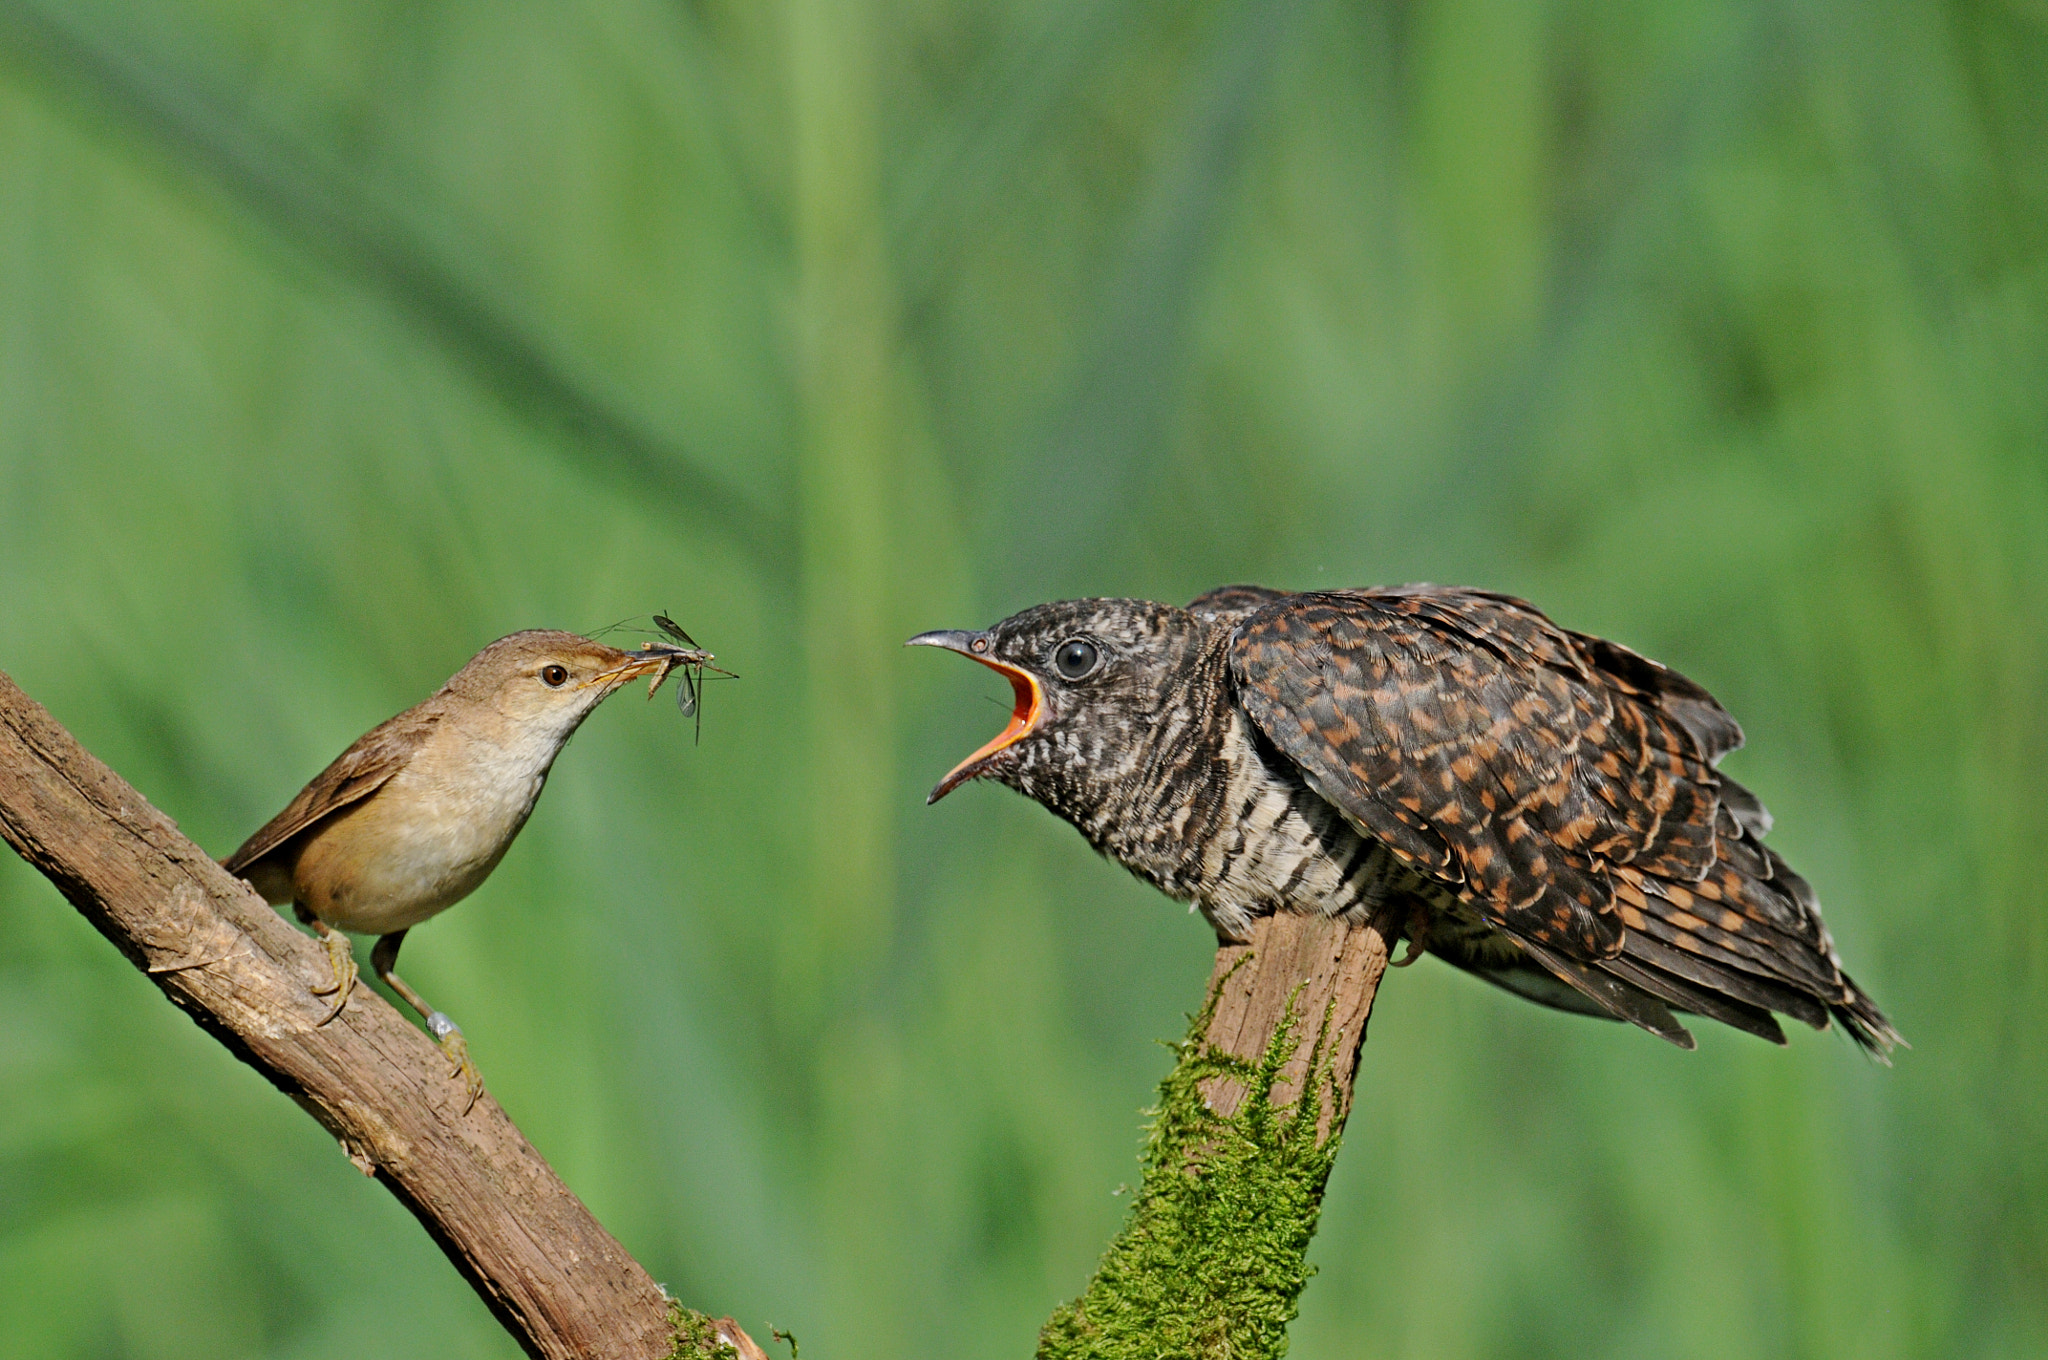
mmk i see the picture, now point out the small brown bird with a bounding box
[911,586,1900,1056]
[224,630,699,1105]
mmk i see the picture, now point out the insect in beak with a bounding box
[641,612,736,742]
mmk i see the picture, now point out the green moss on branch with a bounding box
[1038,973,1348,1360]
[667,1299,743,1360]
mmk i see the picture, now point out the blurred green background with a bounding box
[0,0,2042,1356]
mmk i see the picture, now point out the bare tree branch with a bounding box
[0,670,767,1360]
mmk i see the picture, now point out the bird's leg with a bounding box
[370,931,482,1113]
[294,903,358,1022]
[1391,900,1432,968]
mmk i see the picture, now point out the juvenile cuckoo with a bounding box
[911,586,1898,1054]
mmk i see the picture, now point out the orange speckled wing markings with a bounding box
[1230,586,1900,1054]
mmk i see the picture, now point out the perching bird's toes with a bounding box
[427,1012,483,1113]
[1391,905,1432,968]
[310,929,358,1023]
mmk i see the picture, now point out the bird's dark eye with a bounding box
[1052,638,1101,680]
[540,665,569,687]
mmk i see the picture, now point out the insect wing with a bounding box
[654,613,701,649]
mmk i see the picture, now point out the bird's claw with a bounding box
[310,932,358,1022]
[427,1012,483,1113]
[1391,906,1431,968]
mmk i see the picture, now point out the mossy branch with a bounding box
[1040,907,1397,1360]
[668,1300,771,1360]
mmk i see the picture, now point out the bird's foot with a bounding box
[426,1012,483,1114]
[1391,906,1431,968]
[310,931,359,1022]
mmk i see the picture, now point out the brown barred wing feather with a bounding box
[1566,629,1746,767]
[1390,591,1727,884]
[1212,581,1900,1048]
[1387,590,1729,885]
[1611,795,1902,1056]
[1230,587,1728,959]
[1224,585,1899,1056]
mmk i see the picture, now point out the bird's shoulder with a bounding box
[222,699,445,875]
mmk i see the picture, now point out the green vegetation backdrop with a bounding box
[1,0,2042,1355]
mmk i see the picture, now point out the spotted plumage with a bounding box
[911,586,1900,1055]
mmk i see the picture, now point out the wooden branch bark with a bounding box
[0,671,767,1360]
[1198,905,1395,1138]
[1039,904,1399,1360]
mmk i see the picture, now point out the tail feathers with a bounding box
[1617,824,1905,1059]
[1435,841,1903,1056]
[1464,960,1625,1020]
[1615,871,1838,996]
[1508,923,1888,1054]
[1613,876,1900,1056]
[1449,929,1901,1059]
[1622,933,1830,1030]
[1832,974,1906,1061]
[1516,938,1696,1049]
[1512,930,1796,1050]
[1599,954,1787,1046]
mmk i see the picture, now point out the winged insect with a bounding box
[638,612,735,742]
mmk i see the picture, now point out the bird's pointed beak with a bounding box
[586,649,689,692]
[907,630,1045,804]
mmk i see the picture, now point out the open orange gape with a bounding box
[906,631,1045,803]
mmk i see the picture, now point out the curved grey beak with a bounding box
[905,630,984,655]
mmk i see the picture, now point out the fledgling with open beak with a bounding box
[224,629,703,1108]
[909,589,1898,1057]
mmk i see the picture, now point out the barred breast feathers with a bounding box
[1091,693,1404,940]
